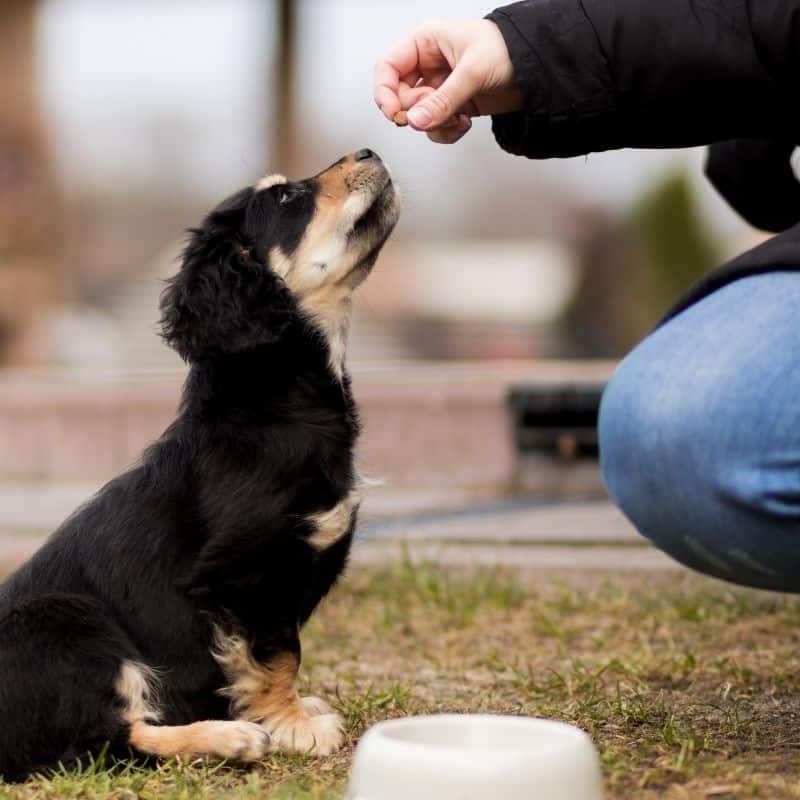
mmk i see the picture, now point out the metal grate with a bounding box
[508,383,607,462]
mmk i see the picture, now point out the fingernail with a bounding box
[407,106,432,129]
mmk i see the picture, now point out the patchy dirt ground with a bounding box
[4,560,800,799]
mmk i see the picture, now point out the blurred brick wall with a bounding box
[0,362,615,499]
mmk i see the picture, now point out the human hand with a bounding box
[374,19,523,144]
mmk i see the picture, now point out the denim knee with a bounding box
[598,319,800,591]
[598,350,745,582]
[598,354,689,545]
[598,273,800,590]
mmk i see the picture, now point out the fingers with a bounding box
[374,66,401,120]
[427,114,472,145]
[397,84,471,137]
[374,22,485,142]
[397,83,434,112]
[406,59,482,130]
[373,36,421,121]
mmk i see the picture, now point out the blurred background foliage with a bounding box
[0,0,755,369]
[562,170,725,357]
[635,170,723,316]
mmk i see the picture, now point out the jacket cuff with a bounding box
[705,140,800,232]
[490,111,535,157]
[485,8,547,115]
[485,7,543,157]
[485,1,615,159]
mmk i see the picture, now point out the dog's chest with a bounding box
[300,381,362,551]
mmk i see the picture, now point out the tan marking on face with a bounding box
[213,632,344,755]
[316,158,353,203]
[269,239,357,380]
[266,155,396,380]
[308,487,361,550]
[268,244,293,279]
[128,719,270,761]
[255,173,288,191]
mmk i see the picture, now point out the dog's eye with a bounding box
[279,187,301,206]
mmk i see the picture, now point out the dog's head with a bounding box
[160,149,400,374]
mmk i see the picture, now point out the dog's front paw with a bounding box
[263,708,345,756]
[301,695,334,716]
[213,720,272,762]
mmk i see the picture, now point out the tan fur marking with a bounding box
[316,157,354,203]
[118,661,268,762]
[213,632,344,755]
[116,660,161,724]
[268,244,293,279]
[308,488,361,550]
[268,241,354,380]
[129,719,269,761]
[299,286,352,381]
[264,155,398,382]
[255,173,288,191]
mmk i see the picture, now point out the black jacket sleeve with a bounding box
[705,140,800,233]
[487,0,800,159]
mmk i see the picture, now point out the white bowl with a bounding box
[347,715,603,800]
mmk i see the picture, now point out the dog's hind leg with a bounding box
[0,594,145,781]
[117,661,270,762]
[127,719,270,762]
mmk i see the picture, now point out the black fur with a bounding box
[0,174,366,781]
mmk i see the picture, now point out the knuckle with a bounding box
[415,31,438,54]
[425,91,453,117]
[460,58,484,86]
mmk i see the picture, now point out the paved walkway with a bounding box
[354,499,676,570]
[0,483,634,538]
[0,482,678,575]
[359,499,639,544]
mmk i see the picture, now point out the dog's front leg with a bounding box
[188,499,347,756]
[213,626,344,756]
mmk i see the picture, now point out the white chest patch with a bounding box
[307,487,361,551]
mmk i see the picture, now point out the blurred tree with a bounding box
[633,169,722,307]
[563,169,722,357]
[0,0,63,364]
[273,0,297,173]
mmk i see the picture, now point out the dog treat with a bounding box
[393,111,409,127]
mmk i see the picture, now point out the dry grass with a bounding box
[4,557,800,799]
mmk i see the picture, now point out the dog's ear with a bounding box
[160,189,295,362]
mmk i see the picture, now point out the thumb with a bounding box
[406,63,480,130]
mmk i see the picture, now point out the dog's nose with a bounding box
[355,148,378,162]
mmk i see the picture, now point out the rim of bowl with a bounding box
[363,714,592,756]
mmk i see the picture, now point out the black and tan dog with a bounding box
[0,149,400,781]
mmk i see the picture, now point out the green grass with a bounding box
[5,559,800,799]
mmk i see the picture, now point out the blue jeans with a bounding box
[599,271,800,592]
